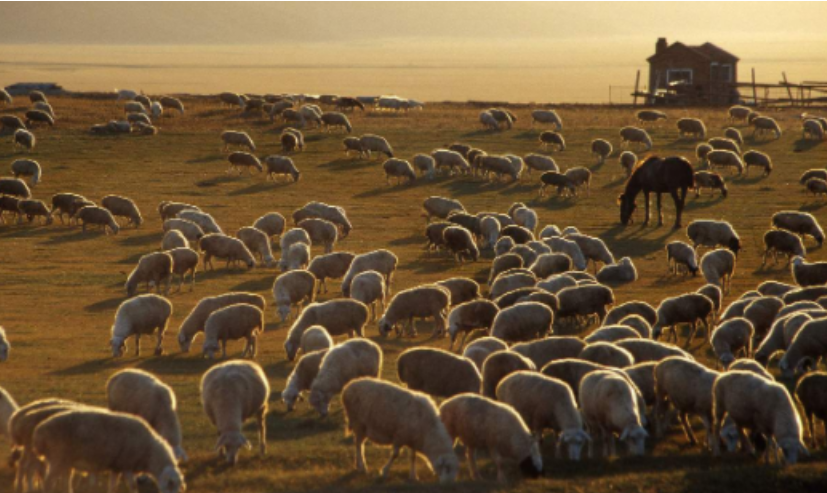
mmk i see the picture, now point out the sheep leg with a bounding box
[221,339,227,358]
[107,473,119,493]
[679,413,698,445]
[806,413,817,449]
[134,335,141,356]
[466,447,481,480]
[154,330,164,356]
[354,434,368,473]
[492,451,507,484]
[257,406,267,456]
[379,444,400,480]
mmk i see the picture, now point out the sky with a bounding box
[1,2,826,45]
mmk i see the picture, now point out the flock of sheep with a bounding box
[2,86,827,493]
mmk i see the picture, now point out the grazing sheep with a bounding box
[49,192,91,224]
[123,100,147,114]
[804,119,826,140]
[652,293,715,347]
[603,301,658,327]
[178,210,222,234]
[127,112,152,126]
[546,236,587,270]
[299,326,333,355]
[447,299,500,351]
[397,347,481,398]
[563,167,592,197]
[728,105,753,123]
[307,251,355,294]
[439,394,542,482]
[666,241,699,276]
[500,225,535,245]
[494,236,516,256]
[585,325,641,344]
[490,302,553,343]
[539,131,566,151]
[200,233,255,270]
[751,116,782,140]
[763,229,806,266]
[432,149,471,175]
[695,143,713,167]
[758,280,798,298]
[579,370,648,457]
[619,126,653,151]
[742,296,784,342]
[792,256,827,287]
[292,201,353,238]
[700,249,736,294]
[237,226,275,267]
[436,277,479,306]
[523,154,559,175]
[279,228,311,266]
[615,339,691,363]
[163,218,203,244]
[556,284,615,326]
[686,219,741,255]
[479,111,500,130]
[177,292,265,352]
[531,109,563,129]
[461,337,507,370]
[342,378,458,483]
[677,118,707,139]
[694,171,728,198]
[411,153,436,180]
[779,318,827,379]
[342,136,366,158]
[221,131,255,152]
[341,249,398,296]
[298,218,338,254]
[806,178,827,197]
[707,150,744,175]
[263,155,301,182]
[101,195,143,228]
[795,372,827,449]
[783,286,827,304]
[125,251,173,297]
[13,129,35,152]
[480,216,501,249]
[616,315,652,339]
[358,134,393,159]
[106,369,187,461]
[23,110,54,128]
[282,349,327,412]
[490,271,537,299]
[378,285,450,338]
[201,360,269,465]
[10,159,41,186]
[252,212,285,240]
[579,342,635,368]
[165,247,198,292]
[226,152,263,175]
[772,211,824,246]
[282,243,310,272]
[636,110,667,124]
[711,318,754,368]
[596,257,637,285]
[350,270,386,320]
[443,226,479,263]
[72,205,120,234]
[110,294,172,357]
[539,171,577,197]
[320,111,352,133]
[382,158,416,185]
[15,199,52,225]
[530,253,572,278]
[446,211,481,238]
[743,150,772,177]
[283,298,369,360]
[158,201,200,221]
[309,339,383,417]
[272,269,317,322]
[653,357,720,447]
[202,303,264,359]
[724,127,744,146]
[159,96,184,115]
[591,139,613,165]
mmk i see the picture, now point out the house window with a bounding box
[667,69,693,85]
[711,63,733,82]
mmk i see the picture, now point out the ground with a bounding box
[0,97,826,492]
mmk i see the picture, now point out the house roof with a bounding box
[648,41,739,63]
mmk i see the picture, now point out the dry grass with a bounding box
[0,96,826,492]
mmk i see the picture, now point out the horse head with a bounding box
[618,193,636,225]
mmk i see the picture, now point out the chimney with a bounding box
[656,38,667,54]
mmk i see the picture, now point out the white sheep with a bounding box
[10,159,41,186]
[221,130,256,152]
[619,126,652,151]
[237,226,275,267]
[653,356,720,448]
[310,338,383,417]
[111,294,172,357]
[202,303,264,359]
[666,241,699,276]
[772,211,824,246]
[686,219,741,256]
[579,370,648,457]
[700,249,736,294]
[283,299,369,361]
[272,269,316,322]
[490,302,553,343]
[531,109,563,129]
[711,318,754,368]
[176,292,265,352]
[349,270,386,321]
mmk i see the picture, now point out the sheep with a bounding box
[200,360,269,465]
[447,300,500,351]
[309,339,383,418]
[579,370,648,457]
[758,280,798,298]
[619,126,652,151]
[530,253,572,278]
[511,337,586,369]
[13,199,52,226]
[694,171,728,198]
[106,369,186,461]
[283,299,369,361]
[221,131,255,152]
[281,349,327,412]
[475,154,521,182]
[743,296,788,344]
[292,201,353,238]
[279,228,311,266]
[342,136,366,158]
[707,149,744,175]
[722,128,744,147]
[411,153,436,180]
[397,347,481,398]
[792,256,827,287]
[728,105,753,123]
[480,350,536,398]
[23,109,53,128]
[297,218,337,254]
[460,337,507,370]
[636,109,667,124]
[236,226,275,267]
[100,194,143,228]
[342,378,458,483]
[12,129,35,152]
[803,119,825,140]
[177,210,222,234]
[225,151,262,175]
[72,205,120,235]
[299,326,333,356]
[795,372,827,449]
[686,219,741,255]
[350,270,386,321]
[261,155,300,182]
[500,225,534,245]
[251,212,285,241]
[282,243,310,272]
[0,88,12,105]
[446,211,481,238]
[763,229,805,266]
[801,169,827,186]
[202,303,264,359]
[712,371,807,464]
[380,157,415,185]
[784,286,827,304]
[488,108,515,129]
[489,271,537,300]
[614,151,637,178]
[507,203,537,233]
[603,301,658,327]
[555,284,615,326]
[579,342,635,368]
[779,318,827,379]
[198,233,254,271]
[523,154,559,175]
[596,257,637,286]
[110,294,172,357]
[432,149,471,175]
[807,178,827,197]
[341,249,398,296]
[10,159,41,186]
[729,359,774,380]
[653,357,720,447]
[490,302,553,344]
[539,131,566,151]
[218,92,245,108]
[709,318,754,369]
[479,110,500,130]
[751,115,782,140]
[439,393,542,482]
[700,249,736,294]
[696,285,723,315]
[378,285,450,338]
[272,270,317,322]
[538,170,578,198]
[159,96,184,115]
[441,226,479,263]
[652,293,715,347]
[177,292,265,352]
[563,167,592,197]
[358,134,393,159]
[31,408,184,493]
[695,143,713,167]
[585,325,641,344]
[436,277,479,306]
[49,193,90,224]
[677,118,707,139]
[530,109,563,129]
[162,247,197,292]
[772,211,824,246]
[307,251,355,294]
[666,241,700,276]
[127,112,152,126]
[125,251,172,297]
[754,312,818,369]
[163,218,203,244]
[320,111,352,133]
[479,216,501,249]
[741,149,773,177]
[495,236,516,256]
[158,201,200,221]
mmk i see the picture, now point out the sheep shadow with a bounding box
[136,356,214,376]
[353,184,414,199]
[737,173,770,185]
[194,174,241,188]
[685,195,725,210]
[0,225,55,239]
[793,138,822,153]
[43,230,101,244]
[534,195,578,210]
[227,181,290,196]
[602,174,629,189]
[320,158,377,171]
[231,275,275,293]
[48,357,127,376]
[459,129,502,138]
[513,130,541,140]
[118,252,146,265]
[388,232,425,247]
[186,154,223,164]
[119,231,162,247]
[800,200,827,212]
[85,296,125,313]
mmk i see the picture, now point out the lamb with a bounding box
[282,349,327,411]
[309,339,383,417]
[579,342,635,368]
[177,210,222,234]
[163,218,203,243]
[439,394,542,482]
[31,408,185,493]
[307,251,355,294]
[226,151,263,175]
[555,284,615,326]
[166,247,199,292]
[298,218,338,253]
[349,270,386,320]
[201,360,269,464]
[652,293,715,347]
[636,110,667,124]
[596,257,637,285]
[342,378,458,483]
[603,301,658,327]
[158,201,200,221]
[523,154,559,175]
[653,357,720,447]
[272,270,317,322]
[125,251,173,297]
[531,109,563,129]
[432,149,471,175]
[177,292,265,352]
[619,126,653,151]
[585,325,641,344]
[480,216,501,249]
[707,149,744,175]
[751,115,782,140]
[791,256,827,287]
[341,249,398,296]
[74,205,120,234]
[220,130,256,152]
[795,372,827,449]
[292,201,353,237]
[700,249,737,294]
[511,337,587,369]
[694,171,728,198]
[159,96,184,115]
[763,229,805,266]
[10,159,41,186]
[397,347,481,398]
[539,131,566,151]
[378,285,451,338]
[200,233,255,270]
[779,318,827,378]
[579,370,648,457]
[110,294,172,357]
[743,150,773,177]
[772,211,824,246]
[711,318,754,368]
[442,226,479,263]
[564,167,592,196]
[202,303,264,359]
[283,299,369,361]
[712,371,807,464]
[677,118,707,139]
[686,219,741,255]
[490,302,553,343]
[101,195,143,228]
[237,226,275,267]
[382,158,416,185]
[546,236,587,270]
[263,155,301,182]
[106,369,187,461]
[447,299,500,351]
[666,241,700,275]
[530,253,572,278]
[358,134,394,159]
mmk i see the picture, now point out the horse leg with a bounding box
[643,192,651,226]
[656,193,664,227]
[672,187,686,229]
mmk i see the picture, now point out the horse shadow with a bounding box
[685,194,725,210]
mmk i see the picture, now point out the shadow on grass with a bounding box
[119,231,162,247]
[195,174,242,188]
[388,232,425,247]
[228,181,291,196]
[85,296,124,312]
[187,154,224,164]
[48,357,124,376]
[793,138,823,153]
[800,200,827,212]
[685,194,726,210]
[321,158,378,171]
[43,230,101,244]
[231,275,275,293]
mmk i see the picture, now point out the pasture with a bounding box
[0,96,825,493]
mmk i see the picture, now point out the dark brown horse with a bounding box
[618,155,695,229]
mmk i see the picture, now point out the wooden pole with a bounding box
[751,68,758,106]
[633,70,641,107]
[782,72,794,106]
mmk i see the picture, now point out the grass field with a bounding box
[1,96,826,493]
